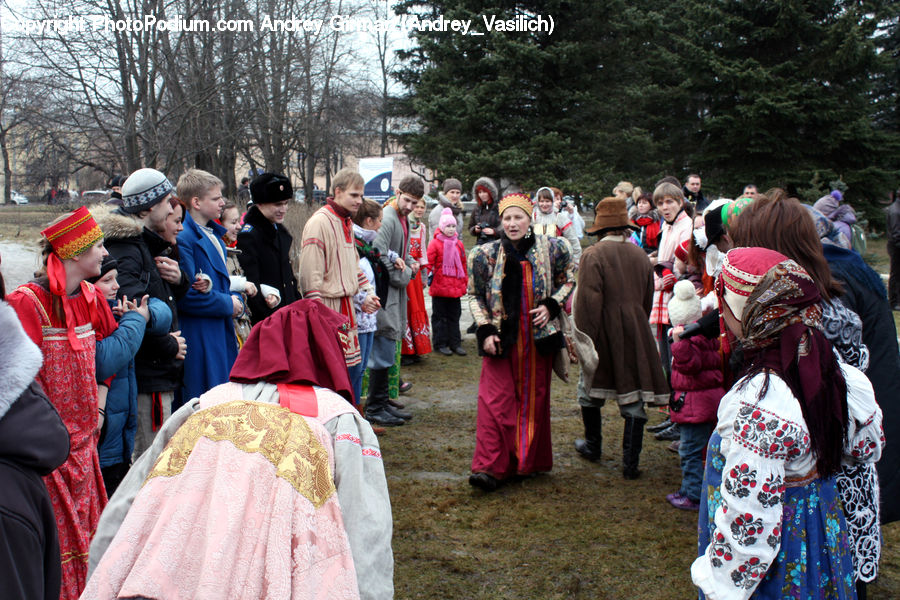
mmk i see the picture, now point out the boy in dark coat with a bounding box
[102,171,189,459]
[237,172,301,324]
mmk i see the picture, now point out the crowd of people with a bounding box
[0,166,897,599]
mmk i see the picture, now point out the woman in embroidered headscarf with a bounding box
[467,193,575,492]
[692,247,883,600]
[6,206,117,600]
[531,186,581,268]
[84,299,393,600]
[729,194,896,596]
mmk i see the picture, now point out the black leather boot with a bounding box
[365,369,404,426]
[574,406,602,461]
[384,399,413,421]
[622,416,647,479]
[647,416,673,433]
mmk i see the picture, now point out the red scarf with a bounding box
[326,199,353,243]
[46,253,101,350]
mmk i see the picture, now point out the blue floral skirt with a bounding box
[698,433,855,599]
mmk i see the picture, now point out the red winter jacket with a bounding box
[427,236,467,298]
[669,334,725,424]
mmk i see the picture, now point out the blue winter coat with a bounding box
[94,298,171,468]
[176,212,240,404]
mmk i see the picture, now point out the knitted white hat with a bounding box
[121,168,174,215]
[668,280,702,327]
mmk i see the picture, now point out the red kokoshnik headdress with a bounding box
[40,206,105,349]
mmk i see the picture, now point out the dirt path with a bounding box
[0,240,41,289]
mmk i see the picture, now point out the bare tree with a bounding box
[3,0,375,196]
[0,26,32,203]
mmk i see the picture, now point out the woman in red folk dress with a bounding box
[467,194,575,492]
[402,196,432,363]
[7,206,116,600]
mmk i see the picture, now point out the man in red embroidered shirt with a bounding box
[299,168,379,394]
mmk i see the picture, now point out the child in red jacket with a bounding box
[428,208,468,356]
[666,280,726,510]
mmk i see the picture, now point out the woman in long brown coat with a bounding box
[573,197,669,478]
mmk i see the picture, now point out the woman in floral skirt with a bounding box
[692,247,883,599]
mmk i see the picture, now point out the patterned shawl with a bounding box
[719,248,848,477]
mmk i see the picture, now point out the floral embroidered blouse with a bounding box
[691,364,883,599]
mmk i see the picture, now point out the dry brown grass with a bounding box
[0,203,73,241]
[282,201,318,276]
[388,347,899,599]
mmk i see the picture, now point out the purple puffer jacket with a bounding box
[669,334,726,424]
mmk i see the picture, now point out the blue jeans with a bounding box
[678,421,714,502]
[349,331,375,407]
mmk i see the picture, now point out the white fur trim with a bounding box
[0,301,43,419]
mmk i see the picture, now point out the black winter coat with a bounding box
[96,209,187,392]
[0,301,70,600]
[887,199,900,247]
[236,205,301,324]
[467,202,501,245]
[824,244,900,524]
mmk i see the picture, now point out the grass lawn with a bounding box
[386,347,899,599]
[2,203,898,598]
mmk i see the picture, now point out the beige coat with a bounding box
[575,235,669,405]
[299,206,373,364]
[299,206,372,310]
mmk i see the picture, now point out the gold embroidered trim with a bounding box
[55,228,103,259]
[145,401,335,508]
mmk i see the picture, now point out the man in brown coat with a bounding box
[573,197,669,479]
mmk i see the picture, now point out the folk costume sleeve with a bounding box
[841,363,884,464]
[692,375,810,600]
[298,216,329,302]
[87,399,201,577]
[466,244,493,328]
[558,215,582,268]
[325,412,394,600]
[547,237,576,310]
[5,289,44,346]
